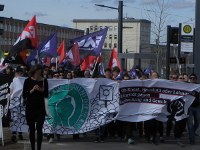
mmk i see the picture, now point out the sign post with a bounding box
[180,23,194,53]
[0,105,4,146]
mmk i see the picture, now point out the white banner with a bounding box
[9,78,200,134]
[117,79,200,122]
[9,78,119,134]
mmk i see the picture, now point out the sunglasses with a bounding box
[190,77,196,80]
[53,75,59,77]
[179,77,185,79]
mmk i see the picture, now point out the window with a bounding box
[9,25,12,32]
[13,25,16,32]
[12,39,16,45]
[90,26,93,31]
[9,38,12,45]
[109,26,113,31]
[17,25,20,32]
[114,35,117,40]
[109,43,112,48]
[94,26,98,31]
[100,26,103,30]
[104,43,107,48]
[109,34,112,39]
[0,23,3,29]
[114,26,118,31]
[114,43,117,48]
[4,24,7,31]
[4,38,7,45]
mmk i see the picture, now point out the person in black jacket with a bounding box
[187,73,200,145]
[22,65,48,150]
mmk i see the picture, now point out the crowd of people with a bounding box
[2,64,200,150]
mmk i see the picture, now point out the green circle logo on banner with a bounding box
[48,83,89,130]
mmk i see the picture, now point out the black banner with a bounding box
[0,73,11,126]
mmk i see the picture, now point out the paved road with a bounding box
[2,134,200,150]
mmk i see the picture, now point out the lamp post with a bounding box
[95,1,124,69]
[194,0,200,81]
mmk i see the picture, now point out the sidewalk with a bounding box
[2,133,200,150]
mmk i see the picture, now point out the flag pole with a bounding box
[56,57,58,71]
[37,50,39,64]
[91,56,99,76]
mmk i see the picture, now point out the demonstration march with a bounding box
[0,1,199,150]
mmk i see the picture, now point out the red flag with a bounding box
[71,42,80,66]
[15,16,38,48]
[15,16,38,62]
[81,56,97,71]
[41,57,51,66]
[57,41,65,64]
[108,48,121,70]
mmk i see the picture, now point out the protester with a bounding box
[43,67,49,79]
[183,73,189,82]
[170,73,178,81]
[84,70,91,78]
[112,66,121,80]
[10,66,24,142]
[170,75,187,147]
[177,74,184,82]
[104,68,112,79]
[22,65,48,150]
[187,73,200,145]
[53,72,59,79]
[59,72,65,79]
[151,72,164,143]
[122,73,135,144]
[66,71,73,79]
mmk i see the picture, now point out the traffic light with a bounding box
[0,4,4,36]
[0,5,4,11]
[179,57,186,64]
[170,27,179,44]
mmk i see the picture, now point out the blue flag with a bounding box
[70,28,108,59]
[130,68,136,79]
[143,65,152,75]
[27,33,57,65]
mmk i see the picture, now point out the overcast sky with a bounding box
[0,0,195,28]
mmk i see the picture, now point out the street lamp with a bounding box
[194,0,200,82]
[95,1,124,68]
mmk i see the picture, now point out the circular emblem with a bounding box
[48,83,89,130]
[183,25,192,34]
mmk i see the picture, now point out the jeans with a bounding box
[187,106,200,143]
[95,126,105,141]
[174,118,187,139]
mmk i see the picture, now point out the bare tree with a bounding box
[145,0,169,73]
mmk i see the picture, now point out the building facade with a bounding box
[0,17,84,54]
[73,18,151,70]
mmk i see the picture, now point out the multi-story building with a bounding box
[0,17,84,54]
[73,18,151,70]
